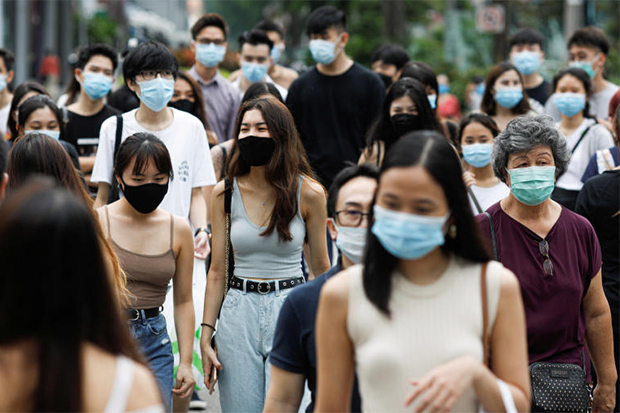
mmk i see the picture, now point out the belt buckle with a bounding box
[257,281,271,295]
[127,309,139,321]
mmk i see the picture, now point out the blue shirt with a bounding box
[270,264,361,412]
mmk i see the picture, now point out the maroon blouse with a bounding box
[477,202,602,366]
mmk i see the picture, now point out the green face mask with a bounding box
[509,166,556,206]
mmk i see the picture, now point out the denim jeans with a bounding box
[130,312,174,412]
[215,281,295,412]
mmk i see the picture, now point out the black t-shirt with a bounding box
[526,79,551,106]
[270,264,362,412]
[286,63,385,188]
[575,170,619,308]
[64,104,120,152]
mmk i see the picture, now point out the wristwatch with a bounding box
[194,227,210,238]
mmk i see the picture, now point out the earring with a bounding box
[449,224,457,239]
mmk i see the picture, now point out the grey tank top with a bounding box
[230,176,305,279]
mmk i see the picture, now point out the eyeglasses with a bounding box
[539,240,553,278]
[334,210,370,228]
[137,70,174,81]
[196,39,225,46]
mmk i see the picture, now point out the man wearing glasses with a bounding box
[264,164,378,413]
[188,13,241,143]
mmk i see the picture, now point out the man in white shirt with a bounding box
[0,49,15,140]
[230,29,288,100]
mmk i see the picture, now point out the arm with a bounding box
[263,366,306,412]
[584,271,617,412]
[210,144,225,183]
[406,268,530,412]
[315,271,354,412]
[94,182,111,209]
[200,182,227,391]
[91,118,116,209]
[190,187,210,259]
[301,179,330,278]
[172,217,197,398]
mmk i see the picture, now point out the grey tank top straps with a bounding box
[230,176,306,279]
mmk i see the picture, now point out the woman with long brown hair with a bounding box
[200,97,330,412]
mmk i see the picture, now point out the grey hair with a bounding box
[492,114,570,182]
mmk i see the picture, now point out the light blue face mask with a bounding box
[371,205,449,260]
[438,84,450,95]
[554,92,586,118]
[475,83,485,96]
[241,62,268,83]
[309,38,339,65]
[137,77,175,112]
[512,51,541,76]
[462,143,494,168]
[570,59,597,79]
[509,166,556,206]
[25,129,61,141]
[427,94,437,110]
[495,87,523,109]
[195,43,226,68]
[0,74,6,93]
[270,44,284,63]
[82,72,113,100]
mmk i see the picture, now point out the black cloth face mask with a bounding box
[121,178,169,214]
[168,99,195,114]
[378,73,393,89]
[390,113,423,137]
[238,135,276,166]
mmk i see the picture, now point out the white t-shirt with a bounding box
[545,81,619,121]
[91,108,216,219]
[556,117,615,191]
[468,181,510,214]
[0,101,10,139]
[231,74,288,101]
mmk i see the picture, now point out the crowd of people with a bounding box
[0,4,618,412]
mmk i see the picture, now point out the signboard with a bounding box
[476,5,506,34]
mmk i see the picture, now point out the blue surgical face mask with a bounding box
[509,166,556,206]
[271,44,284,63]
[570,58,598,79]
[512,51,541,76]
[371,205,449,260]
[427,94,437,109]
[241,62,268,83]
[137,77,175,112]
[462,143,494,168]
[495,87,523,109]
[475,83,485,95]
[0,74,6,93]
[195,43,226,68]
[309,37,340,65]
[554,92,586,118]
[335,224,367,264]
[25,129,61,141]
[82,72,113,100]
[438,84,450,95]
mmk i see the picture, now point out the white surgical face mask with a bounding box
[335,224,367,264]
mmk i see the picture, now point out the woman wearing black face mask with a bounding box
[96,133,197,410]
[199,97,331,412]
[359,78,441,166]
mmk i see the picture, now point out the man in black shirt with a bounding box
[64,44,120,187]
[286,6,384,189]
[509,28,551,106]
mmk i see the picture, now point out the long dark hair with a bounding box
[227,97,316,241]
[16,95,65,142]
[366,78,441,153]
[7,81,49,141]
[481,62,531,116]
[362,131,491,315]
[0,180,142,411]
[552,67,593,119]
[174,71,213,132]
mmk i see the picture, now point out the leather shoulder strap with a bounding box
[481,262,489,367]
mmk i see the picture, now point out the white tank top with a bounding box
[104,356,165,413]
[347,257,502,412]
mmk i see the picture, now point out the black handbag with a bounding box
[529,356,590,412]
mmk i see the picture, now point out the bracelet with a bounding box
[201,322,216,331]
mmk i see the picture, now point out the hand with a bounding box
[404,355,482,413]
[200,337,222,394]
[463,171,476,189]
[207,131,219,146]
[172,362,196,398]
[194,230,210,259]
[592,382,616,412]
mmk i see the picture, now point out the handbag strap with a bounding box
[223,177,233,298]
[469,187,484,214]
[484,212,498,260]
[481,262,490,367]
[571,121,596,155]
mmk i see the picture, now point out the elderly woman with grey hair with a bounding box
[477,114,616,412]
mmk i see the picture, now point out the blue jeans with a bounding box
[215,282,295,412]
[130,312,174,412]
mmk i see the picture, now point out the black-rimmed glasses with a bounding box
[334,210,370,228]
[539,240,553,277]
[137,70,174,81]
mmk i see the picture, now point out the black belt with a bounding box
[230,276,305,294]
[126,307,161,321]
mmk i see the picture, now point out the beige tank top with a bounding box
[105,207,176,309]
[347,257,502,412]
